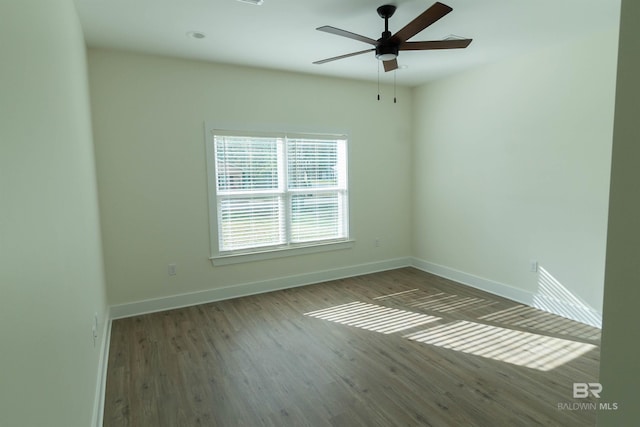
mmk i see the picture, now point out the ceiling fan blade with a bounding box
[313,48,375,65]
[316,26,378,46]
[400,39,472,50]
[383,58,398,72]
[390,2,452,44]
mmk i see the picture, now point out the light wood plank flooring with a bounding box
[103,268,601,426]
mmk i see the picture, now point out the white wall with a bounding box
[87,49,412,309]
[598,0,640,423]
[411,27,619,324]
[0,1,108,426]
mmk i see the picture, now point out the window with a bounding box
[206,129,350,262]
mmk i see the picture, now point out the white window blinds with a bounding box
[212,132,348,254]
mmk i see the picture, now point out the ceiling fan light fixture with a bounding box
[376,53,397,61]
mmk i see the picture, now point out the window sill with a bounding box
[210,239,354,266]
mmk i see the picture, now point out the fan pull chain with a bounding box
[394,70,397,104]
[377,62,381,101]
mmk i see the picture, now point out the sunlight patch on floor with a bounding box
[304,301,441,334]
[403,320,597,371]
[478,305,601,341]
[373,289,420,300]
[374,288,498,315]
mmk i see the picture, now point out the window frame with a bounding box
[205,126,353,265]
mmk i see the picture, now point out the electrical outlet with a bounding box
[374,238,380,247]
[530,260,539,273]
[168,263,177,276]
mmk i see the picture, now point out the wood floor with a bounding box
[103,268,601,426]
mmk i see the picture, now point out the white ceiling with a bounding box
[74,0,620,87]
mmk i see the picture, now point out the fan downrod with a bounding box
[377,5,396,40]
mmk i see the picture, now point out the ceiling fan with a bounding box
[313,2,472,72]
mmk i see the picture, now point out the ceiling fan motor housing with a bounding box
[376,43,398,60]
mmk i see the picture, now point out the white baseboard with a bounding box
[93,308,112,427]
[531,294,602,328]
[411,257,602,328]
[410,258,534,305]
[108,255,602,324]
[110,257,412,319]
